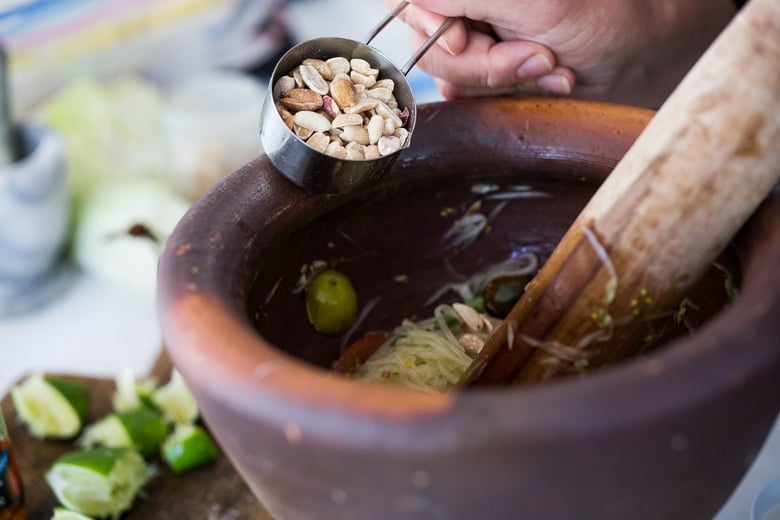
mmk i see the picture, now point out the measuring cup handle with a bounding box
[363,1,456,77]
[400,17,456,75]
[363,2,409,46]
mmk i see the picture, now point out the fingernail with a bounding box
[516,54,553,78]
[537,73,572,95]
[437,37,454,55]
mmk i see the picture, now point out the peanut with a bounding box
[273,54,410,159]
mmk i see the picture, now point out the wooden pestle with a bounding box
[459,0,780,387]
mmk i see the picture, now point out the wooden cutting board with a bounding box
[1,352,274,519]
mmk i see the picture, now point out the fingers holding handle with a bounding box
[387,0,575,98]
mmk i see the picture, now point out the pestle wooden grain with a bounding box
[460,0,780,386]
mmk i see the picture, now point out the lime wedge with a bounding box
[11,373,90,439]
[112,368,158,412]
[151,370,199,424]
[46,447,155,518]
[51,507,95,519]
[161,424,219,473]
[80,408,168,457]
[79,415,131,451]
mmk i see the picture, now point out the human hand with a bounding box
[388,0,735,108]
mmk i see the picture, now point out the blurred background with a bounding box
[0,1,774,518]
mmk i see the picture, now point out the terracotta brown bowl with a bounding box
[157,98,780,520]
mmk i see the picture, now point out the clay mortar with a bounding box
[158,98,780,520]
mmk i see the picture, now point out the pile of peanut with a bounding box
[273,57,410,160]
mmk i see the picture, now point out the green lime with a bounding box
[51,507,95,519]
[46,447,154,518]
[11,373,90,439]
[151,370,199,424]
[112,369,158,412]
[161,424,219,473]
[80,408,168,457]
[305,269,358,335]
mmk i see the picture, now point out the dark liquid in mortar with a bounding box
[247,173,739,378]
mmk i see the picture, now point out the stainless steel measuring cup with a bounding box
[259,2,454,194]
